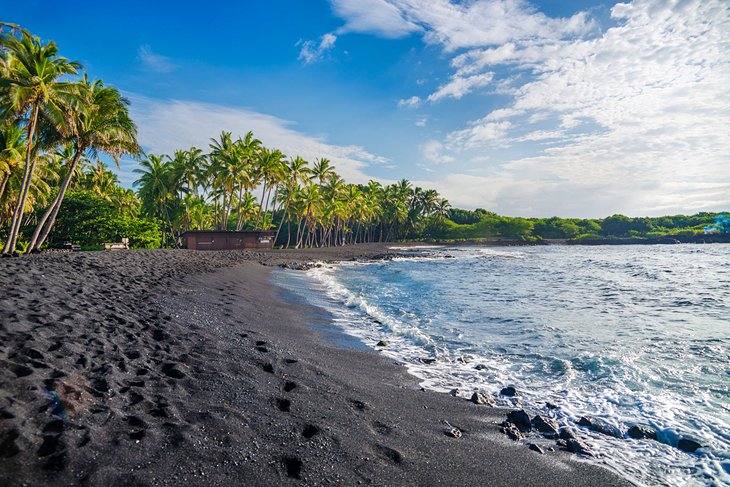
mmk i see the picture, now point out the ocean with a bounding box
[274,244,730,486]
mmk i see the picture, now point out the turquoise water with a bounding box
[277,245,730,486]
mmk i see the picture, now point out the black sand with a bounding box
[0,246,631,486]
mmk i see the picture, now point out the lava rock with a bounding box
[500,386,518,397]
[545,402,558,410]
[531,415,559,437]
[529,443,545,454]
[678,437,702,453]
[628,425,658,441]
[376,340,388,347]
[558,427,576,440]
[474,364,488,370]
[470,391,496,407]
[577,416,622,438]
[565,438,593,456]
[506,409,532,432]
[500,423,524,441]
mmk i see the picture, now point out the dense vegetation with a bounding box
[426,209,728,242]
[0,24,726,254]
[132,133,450,248]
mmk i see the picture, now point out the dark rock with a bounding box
[500,386,518,397]
[474,364,488,370]
[578,416,592,427]
[558,427,576,440]
[449,388,461,397]
[678,437,702,453]
[376,340,388,347]
[500,423,524,441]
[419,357,436,364]
[506,409,532,432]
[545,402,558,410]
[577,416,622,438]
[531,415,559,437]
[565,438,593,456]
[529,443,545,454]
[470,391,495,407]
[628,425,658,441]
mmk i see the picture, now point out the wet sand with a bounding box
[0,246,631,486]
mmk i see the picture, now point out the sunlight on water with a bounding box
[276,244,730,486]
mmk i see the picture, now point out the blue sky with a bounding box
[3,0,729,217]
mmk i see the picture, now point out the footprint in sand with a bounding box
[302,424,320,439]
[282,456,303,480]
[275,398,291,412]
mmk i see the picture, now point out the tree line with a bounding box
[132,132,451,248]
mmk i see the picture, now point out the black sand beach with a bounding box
[0,246,631,486]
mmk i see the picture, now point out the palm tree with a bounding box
[274,155,310,246]
[0,23,80,255]
[134,154,174,246]
[28,76,139,252]
[311,158,335,185]
[0,120,24,204]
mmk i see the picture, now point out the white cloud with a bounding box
[137,45,178,73]
[298,33,338,64]
[328,0,592,49]
[330,0,420,38]
[409,0,730,216]
[414,117,428,127]
[447,120,512,148]
[427,72,494,102]
[421,140,454,164]
[125,94,386,184]
[397,95,421,108]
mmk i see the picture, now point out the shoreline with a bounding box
[0,246,630,485]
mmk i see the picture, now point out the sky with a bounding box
[3,0,729,217]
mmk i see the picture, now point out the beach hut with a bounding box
[182,230,276,250]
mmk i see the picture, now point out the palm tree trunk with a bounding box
[254,180,267,230]
[29,149,84,251]
[274,200,289,247]
[0,172,9,204]
[4,103,40,255]
[235,185,244,230]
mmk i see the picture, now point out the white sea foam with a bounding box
[277,245,730,486]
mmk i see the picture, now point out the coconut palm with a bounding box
[0,120,24,204]
[0,23,80,255]
[134,154,175,246]
[311,158,335,186]
[28,76,139,252]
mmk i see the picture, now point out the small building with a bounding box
[182,230,276,250]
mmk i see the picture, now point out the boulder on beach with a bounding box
[500,423,524,441]
[628,425,658,441]
[376,340,389,347]
[507,409,532,432]
[470,391,495,407]
[529,443,545,454]
[577,416,622,438]
[559,427,576,440]
[565,438,593,456]
[678,437,702,453]
[500,386,518,397]
[531,415,559,437]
